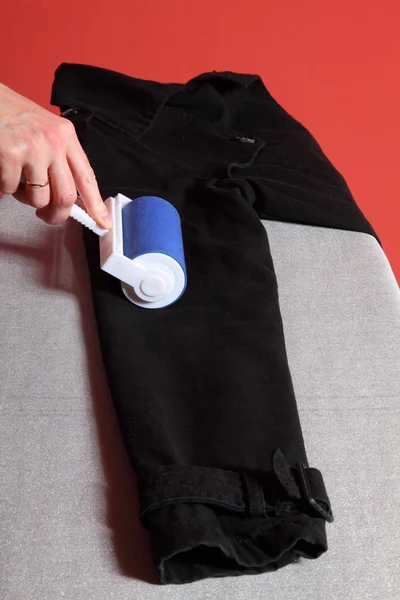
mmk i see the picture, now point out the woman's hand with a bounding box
[0,82,112,229]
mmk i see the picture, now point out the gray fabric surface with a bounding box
[1,194,399,599]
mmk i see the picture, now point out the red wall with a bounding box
[1,0,399,280]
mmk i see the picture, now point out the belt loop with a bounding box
[272,448,334,524]
[241,471,266,518]
[296,462,334,523]
[272,448,302,500]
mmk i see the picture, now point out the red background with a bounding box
[1,1,399,280]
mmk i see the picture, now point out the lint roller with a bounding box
[70,194,187,309]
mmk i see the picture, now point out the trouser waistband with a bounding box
[52,63,261,140]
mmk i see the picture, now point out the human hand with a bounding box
[0,82,112,229]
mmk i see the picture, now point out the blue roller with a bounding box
[120,196,187,307]
[122,196,186,271]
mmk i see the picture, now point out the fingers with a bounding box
[0,163,22,195]
[67,137,112,229]
[35,158,77,225]
[0,102,110,229]
[20,163,51,209]
[12,165,50,207]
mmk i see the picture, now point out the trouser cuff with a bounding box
[138,449,333,584]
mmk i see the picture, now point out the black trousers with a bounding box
[51,64,376,585]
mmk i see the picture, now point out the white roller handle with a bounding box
[69,204,108,237]
[69,202,149,286]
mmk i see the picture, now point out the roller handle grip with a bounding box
[69,204,109,237]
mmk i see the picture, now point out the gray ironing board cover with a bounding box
[1,195,399,599]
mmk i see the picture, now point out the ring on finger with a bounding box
[25,180,50,188]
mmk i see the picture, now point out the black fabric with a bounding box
[138,460,332,526]
[51,63,375,585]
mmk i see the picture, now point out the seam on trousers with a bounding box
[142,500,302,522]
[65,110,201,179]
[59,93,172,142]
[136,92,182,142]
[63,94,262,149]
[62,97,268,182]
[161,104,258,140]
[141,497,247,518]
